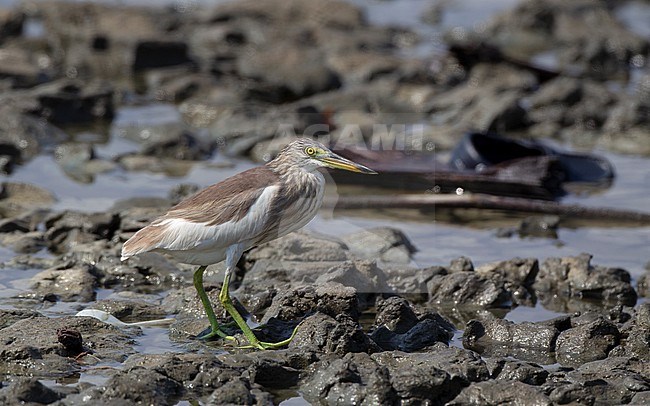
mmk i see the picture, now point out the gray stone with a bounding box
[289,312,377,355]
[463,316,561,351]
[448,380,551,406]
[372,351,465,404]
[340,227,416,264]
[0,378,61,405]
[555,316,620,367]
[0,316,135,376]
[370,296,455,352]
[300,352,395,405]
[427,272,511,308]
[486,358,549,385]
[29,264,97,302]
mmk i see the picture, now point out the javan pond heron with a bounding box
[121,138,376,349]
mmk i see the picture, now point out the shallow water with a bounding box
[0,1,649,402]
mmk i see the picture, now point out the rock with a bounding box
[101,368,184,405]
[414,342,490,383]
[0,308,43,330]
[608,303,650,360]
[602,73,650,155]
[475,257,539,287]
[340,227,416,264]
[555,316,620,367]
[544,357,650,405]
[369,296,455,352]
[289,312,377,355]
[315,260,392,297]
[29,79,114,124]
[383,265,447,300]
[371,351,466,404]
[299,352,395,405]
[203,0,363,31]
[326,52,401,85]
[427,271,512,308]
[207,105,327,158]
[0,107,69,174]
[0,231,47,254]
[44,210,120,254]
[89,297,167,322]
[0,316,135,376]
[463,316,563,352]
[133,40,193,72]
[54,142,116,183]
[448,380,551,406]
[0,182,56,218]
[237,43,341,103]
[486,358,549,385]
[29,264,97,302]
[427,63,535,133]
[245,231,349,263]
[0,378,61,405]
[533,254,637,307]
[449,256,474,273]
[260,283,359,323]
[484,0,649,79]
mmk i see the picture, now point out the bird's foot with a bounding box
[237,321,302,350]
[196,327,237,342]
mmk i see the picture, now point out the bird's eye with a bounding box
[305,147,315,156]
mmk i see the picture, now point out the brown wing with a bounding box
[121,166,279,259]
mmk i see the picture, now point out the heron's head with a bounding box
[275,139,377,174]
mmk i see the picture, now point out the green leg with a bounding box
[220,267,299,350]
[193,266,234,341]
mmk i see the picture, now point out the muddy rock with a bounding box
[0,182,56,218]
[89,297,168,322]
[237,43,341,103]
[371,351,465,404]
[0,230,47,254]
[0,107,69,174]
[139,129,214,161]
[427,271,512,308]
[299,352,395,405]
[533,253,637,307]
[369,296,455,352]
[448,380,551,406]
[44,210,120,254]
[28,79,114,124]
[0,308,43,329]
[289,312,377,355]
[261,283,359,323]
[426,63,535,132]
[485,358,549,385]
[602,73,650,155]
[29,263,97,302]
[54,142,116,183]
[414,342,490,383]
[99,368,184,405]
[245,231,349,263]
[315,260,392,298]
[0,316,135,376]
[544,357,650,405]
[463,315,565,352]
[484,0,649,79]
[475,257,539,286]
[0,378,61,405]
[607,303,650,360]
[203,0,363,31]
[339,227,417,264]
[383,265,447,300]
[555,316,620,366]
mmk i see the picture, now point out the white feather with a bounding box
[151,185,280,265]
